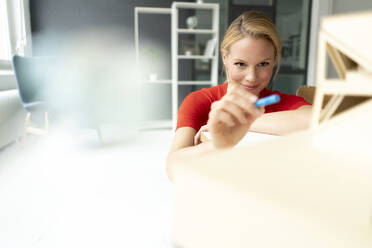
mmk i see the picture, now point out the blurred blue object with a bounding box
[12,55,49,111]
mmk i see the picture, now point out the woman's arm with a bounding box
[166,84,263,182]
[166,127,217,182]
[249,105,312,135]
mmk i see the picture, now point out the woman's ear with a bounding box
[222,53,228,67]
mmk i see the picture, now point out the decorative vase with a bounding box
[186,16,198,29]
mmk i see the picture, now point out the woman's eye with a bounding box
[234,62,245,67]
[258,62,269,67]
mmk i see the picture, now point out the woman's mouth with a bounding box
[240,84,259,91]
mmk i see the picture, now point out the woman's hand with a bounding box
[194,124,209,145]
[207,84,264,148]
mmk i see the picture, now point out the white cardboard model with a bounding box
[311,11,372,127]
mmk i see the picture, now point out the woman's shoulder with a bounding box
[194,82,228,101]
[177,83,227,131]
[180,82,227,110]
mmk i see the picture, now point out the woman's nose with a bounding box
[245,67,257,82]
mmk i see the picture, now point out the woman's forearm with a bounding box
[249,106,312,135]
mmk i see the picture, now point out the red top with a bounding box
[176,83,311,131]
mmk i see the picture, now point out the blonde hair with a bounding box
[221,11,282,78]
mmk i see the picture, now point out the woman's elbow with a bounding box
[296,106,312,131]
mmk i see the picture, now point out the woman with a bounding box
[167,11,311,180]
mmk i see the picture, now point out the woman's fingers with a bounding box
[194,132,201,145]
[216,99,248,124]
[211,91,262,126]
[209,107,236,127]
[228,85,265,119]
[194,125,209,145]
[207,84,265,148]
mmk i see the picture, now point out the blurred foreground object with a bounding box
[14,30,141,145]
[52,30,140,145]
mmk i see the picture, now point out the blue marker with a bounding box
[255,94,280,107]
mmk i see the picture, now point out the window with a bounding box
[0,1,11,62]
[0,0,31,70]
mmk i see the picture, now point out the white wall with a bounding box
[307,0,372,85]
[0,90,25,148]
[332,0,372,14]
[306,0,332,86]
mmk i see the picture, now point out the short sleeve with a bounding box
[265,90,311,113]
[278,94,311,110]
[176,91,212,131]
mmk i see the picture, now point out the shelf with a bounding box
[172,2,218,9]
[177,28,215,34]
[143,80,215,85]
[140,120,172,130]
[177,81,215,85]
[143,79,172,84]
[177,55,214,59]
[135,7,171,14]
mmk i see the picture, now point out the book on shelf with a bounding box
[202,37,217,61]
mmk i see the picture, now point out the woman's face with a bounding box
[223,36,275,96]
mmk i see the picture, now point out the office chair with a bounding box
[12,55,51,136]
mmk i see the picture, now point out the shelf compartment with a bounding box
[172,2,219,10]
[143,79,172,84]
[140,120,172,130]
[177,55,214,59]
[177,80,215,85]
[177,28,215,34]
[135,7,171,14]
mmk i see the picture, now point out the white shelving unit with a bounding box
[171,2,220,128]
[134,7,173,129]
[135,2,220,129]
